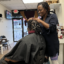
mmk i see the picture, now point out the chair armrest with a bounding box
[1,39,9,42]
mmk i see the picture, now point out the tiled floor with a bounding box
[0,42,16,59]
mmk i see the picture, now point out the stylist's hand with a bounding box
[28,18,33,21]
[32,18,41,23]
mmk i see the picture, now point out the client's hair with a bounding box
[28,20,42,35]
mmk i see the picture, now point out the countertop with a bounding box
[59,38,64,44]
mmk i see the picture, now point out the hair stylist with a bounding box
[32,2,59,64]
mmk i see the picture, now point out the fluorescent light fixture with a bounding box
[22,0,43,3]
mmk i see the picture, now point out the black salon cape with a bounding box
[0,33,46,64]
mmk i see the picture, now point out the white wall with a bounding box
[56,0,64,27]
[0,4,13,44]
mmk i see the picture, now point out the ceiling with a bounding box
[0,0,40,10]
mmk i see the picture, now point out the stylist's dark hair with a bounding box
[28,20,42,34]
[37,2,50,14]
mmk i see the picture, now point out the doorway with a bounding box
[12,18,24,42]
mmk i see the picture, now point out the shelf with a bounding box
[49,3,61,9]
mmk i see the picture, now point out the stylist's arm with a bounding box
[32,18,49,29]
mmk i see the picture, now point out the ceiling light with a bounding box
[22,0,43,3]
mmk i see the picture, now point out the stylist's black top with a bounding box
[40,13,59,57]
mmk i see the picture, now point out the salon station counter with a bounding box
[58,38,64,64]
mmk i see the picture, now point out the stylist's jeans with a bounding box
[50,53,59,64]
[43,53,59,64]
